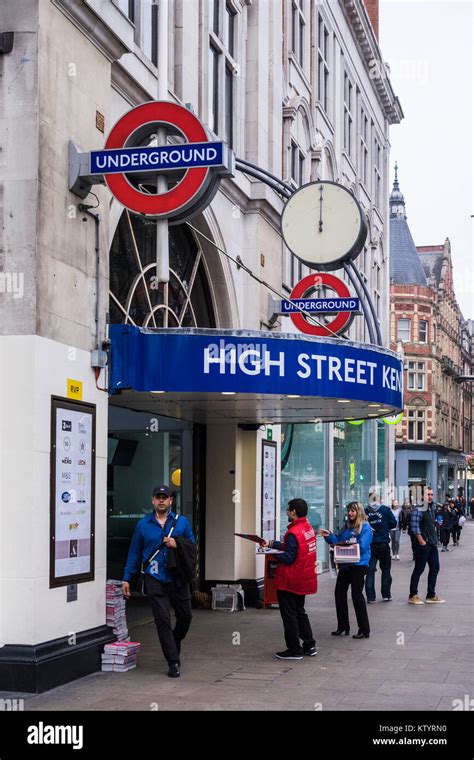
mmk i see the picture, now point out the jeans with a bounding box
[409,542,440,598]
[365,542,392,601]
[390,528,401,555]
[276,590,315,655]
[335,565,370,635]
[145,575,192,664]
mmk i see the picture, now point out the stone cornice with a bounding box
[341,0,404,125]
[51,0,132,62]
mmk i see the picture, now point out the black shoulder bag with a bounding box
[139,515,179,597]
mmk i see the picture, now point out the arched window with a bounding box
[109,210,215,328]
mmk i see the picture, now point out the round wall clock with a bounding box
[281,181,368,270]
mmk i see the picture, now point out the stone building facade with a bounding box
[389,171,472,502]
[0,0,401,691]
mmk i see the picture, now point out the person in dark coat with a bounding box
[440,501,454,551]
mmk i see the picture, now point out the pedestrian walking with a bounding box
[400,499,417,559]
[469,496,474,520]
[452,497,466,545]
[364,489,397,603]
[408,487,444,604]
[122,485,196,678]
[263,498,317,660]
[440,500,454,552]
[390,499,402,560]
[318,502,372,639]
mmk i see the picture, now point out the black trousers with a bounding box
[365,542,392,601]
[145,575,192,664]
[440,527,450,548]
[335,566,370,636]
[276,589,315,655]
[409,542,439,598]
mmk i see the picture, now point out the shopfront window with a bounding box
[376,420,386,489]
[333,421,374,530]
[107,406,194,582]
[281,423,328,569]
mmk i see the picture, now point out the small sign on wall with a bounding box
[67,379,83,400]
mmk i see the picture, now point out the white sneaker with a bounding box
[396,555,400,560]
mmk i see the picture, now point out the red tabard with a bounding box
[274,517,318,595]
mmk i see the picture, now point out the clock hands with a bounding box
[318,184,324,233]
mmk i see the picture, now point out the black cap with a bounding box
[153,485,171,498]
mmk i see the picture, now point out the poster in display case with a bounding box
[50,396,96,587]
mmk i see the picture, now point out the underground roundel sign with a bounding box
[96,101,232,220]
[288,273,358,337]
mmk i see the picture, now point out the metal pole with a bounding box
[156,0,169,327]
[349,260,383,346]
[342,262,376,345]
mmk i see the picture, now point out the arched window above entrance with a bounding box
[109,210,216,328]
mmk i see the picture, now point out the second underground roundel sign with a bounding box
[103,101,217,219]
[289,273,354,337]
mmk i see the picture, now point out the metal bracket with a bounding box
[68,141,104,199]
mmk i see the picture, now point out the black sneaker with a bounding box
[274,650,303,660]
[167,662,180,678]
[303,646,317,657]
[367,599,376,604]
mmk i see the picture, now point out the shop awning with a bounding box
[108,325,403,424]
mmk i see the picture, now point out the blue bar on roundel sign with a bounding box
[90,141,224,175]
[280,297,361,314]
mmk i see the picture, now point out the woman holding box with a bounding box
[318,502,373,639]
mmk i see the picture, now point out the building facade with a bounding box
[389,171,472,503]
[0,0,401,691]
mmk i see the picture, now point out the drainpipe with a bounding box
[79,205,102,348]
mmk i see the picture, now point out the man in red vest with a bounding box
[263,498,318,659]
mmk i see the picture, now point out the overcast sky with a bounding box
[379,0,473,319]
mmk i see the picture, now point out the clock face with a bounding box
[281,181,368,270]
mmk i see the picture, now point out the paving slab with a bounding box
[4,522,471,712]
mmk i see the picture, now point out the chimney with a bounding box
[363,0,379,39]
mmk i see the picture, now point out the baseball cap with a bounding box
[153,485,171,498]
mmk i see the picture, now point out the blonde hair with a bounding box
[346,501,367,535]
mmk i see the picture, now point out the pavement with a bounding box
[3,523,474,711]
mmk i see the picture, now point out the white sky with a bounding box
[379,0,474,319]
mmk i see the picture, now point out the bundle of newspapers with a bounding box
[101,641,141,672]
[106,579,129,641]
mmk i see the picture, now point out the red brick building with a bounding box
[389,167,472,503]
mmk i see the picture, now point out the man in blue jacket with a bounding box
[121,485,195,678]
[364,489,397,603]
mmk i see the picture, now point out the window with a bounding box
[225,2,235,57]
[397,318,411,342]
[373,260,381,318]
[408,362,426,391]
[344,73,353,157]
[290,139,305,187]
[292,0,306,68]
[408,410,425,442]
[142,0,154,62]
[318,15,329,113]
[116,0,134,21]
[419,319,428,343]
[374,135,382,208]
[360,108,369,185]
[209,44,219,134]
[209,1,237,146]
[212,0,219,34]
[225,65,233,148]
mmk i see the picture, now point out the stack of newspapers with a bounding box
[101,641,141,672]
[106,579,129,641]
